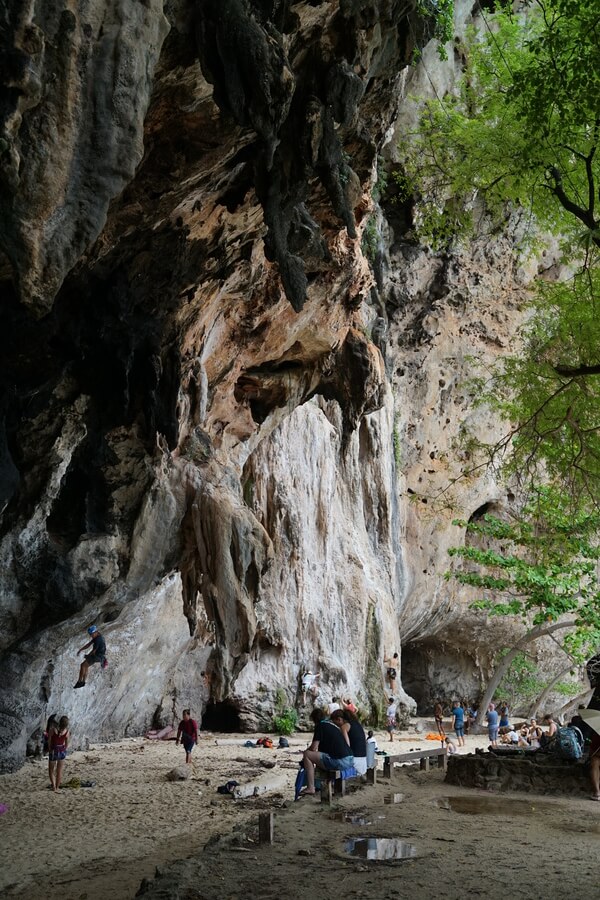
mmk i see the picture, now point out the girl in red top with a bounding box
[48,716,69,792]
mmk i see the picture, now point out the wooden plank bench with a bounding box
[318,765,377,803]
[383,746,447,779]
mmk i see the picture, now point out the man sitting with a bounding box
[300,707,354,796]
[500,726,520,745]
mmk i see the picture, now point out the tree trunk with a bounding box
[471,619,577,734]
[526,663,574,721]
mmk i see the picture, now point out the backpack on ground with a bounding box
[551,726,583,760]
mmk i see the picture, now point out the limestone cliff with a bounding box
[0,0,585,773]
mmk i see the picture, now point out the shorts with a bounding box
[318,753,354,772]
[49,750,66,762]
[488,727,499,742]
[182,736,195,753]
[353,756,367,775]
[386,718,396,733]
[455,725,464,738]
[85,652,104,666]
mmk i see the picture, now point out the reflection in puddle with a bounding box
[331,812,370,825]
[344,837,418,860]
[436,797,542,816]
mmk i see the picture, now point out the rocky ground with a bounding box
[0,723,599,899]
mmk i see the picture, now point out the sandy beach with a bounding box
[1,724,599,899]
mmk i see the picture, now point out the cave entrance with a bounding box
[202,700,241,732]
[401,640,481,715]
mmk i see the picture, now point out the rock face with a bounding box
[0,2,585,771]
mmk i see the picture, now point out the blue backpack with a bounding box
[552,726,583,760]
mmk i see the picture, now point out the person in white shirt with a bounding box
[301,670,319,705]
[445,736,458,755]
[386,697,397,742]
[501,727,520,745]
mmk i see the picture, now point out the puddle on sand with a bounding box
[435,796,542,816]
[331,812,370,825]
[344,837,418,860]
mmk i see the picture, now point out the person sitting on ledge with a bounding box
[74,625,106,688]
[500,726,520,745]
[299,707,354,797]
[445,736,458,755]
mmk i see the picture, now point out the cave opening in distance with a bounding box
[401,639,481,715]
[202,701,241,732]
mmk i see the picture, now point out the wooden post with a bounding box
[321,778,334,804]
[383,757,392,779]
[420,756,430,772]
[438,753,447,770]
[258,812,274,845]
[366,766,377,784]
[334,773,345,797]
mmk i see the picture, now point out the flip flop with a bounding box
[590,794,600,801]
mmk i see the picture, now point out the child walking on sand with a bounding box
[48,716,69,792]
[176,709,198,764]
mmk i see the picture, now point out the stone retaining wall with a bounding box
[446,751,591,795]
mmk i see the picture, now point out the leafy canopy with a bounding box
[399,0,600,505]
[446,487,600,661]
[400,0,600,248]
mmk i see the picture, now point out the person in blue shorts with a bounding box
[486,702,500,747]
[451,700,465,747]
[299,707,354,796]
[176,709,198,764]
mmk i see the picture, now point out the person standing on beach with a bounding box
[74,625,106,688]
[176,709,198,764]
[386,697,397,742]
[451,700,465,747]
[486,703,499,747]
[434,700,445,737]
[48,716,69,792]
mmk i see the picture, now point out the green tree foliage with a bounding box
[494,650,544,709]
[399,1,600,503]
[401,0,600,248]
[447,488,600,662]
[478,269,600,500]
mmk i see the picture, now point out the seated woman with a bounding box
[518,725,530,747]
[528,724,543,749]
[339,708,367,775]
[300,707,354,796]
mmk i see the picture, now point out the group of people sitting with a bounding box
[484,703,559,748]
[298,702,368,797]
[498,715,550,748]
